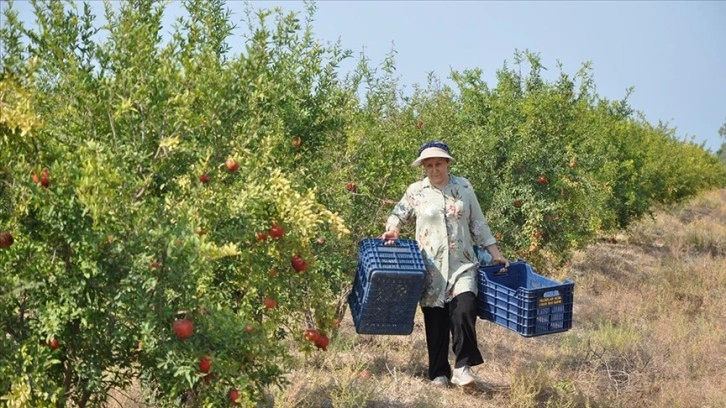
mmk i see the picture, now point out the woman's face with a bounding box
[422,157,450,187]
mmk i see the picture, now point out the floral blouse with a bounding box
[386,175,497,308]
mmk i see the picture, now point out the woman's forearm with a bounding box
[484,244,506,263]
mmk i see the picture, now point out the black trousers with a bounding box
[421,291,484,380]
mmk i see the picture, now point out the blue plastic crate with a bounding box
[348,238,426,335]
[477,260,574,337]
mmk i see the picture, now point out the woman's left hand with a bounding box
[483,244,509,274]
[492,256,510,275]
[493,257,509,267]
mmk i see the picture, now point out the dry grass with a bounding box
[108,189,726,407]
[269,188,726,408]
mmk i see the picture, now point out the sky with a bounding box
[4,1,725,152]
[252,1,725,153]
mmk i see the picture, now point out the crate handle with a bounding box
[480,263,509,275]
[493,267,508,276]
[378,238,403,246]
[542,289,560,298]
[538,280,575,298]
[376,238,414,250]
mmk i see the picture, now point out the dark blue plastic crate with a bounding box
[348,238,426,335]
[477,261,574,337]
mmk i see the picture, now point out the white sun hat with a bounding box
[411,141,455,167]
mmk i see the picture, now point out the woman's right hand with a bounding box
[381,229,400,245]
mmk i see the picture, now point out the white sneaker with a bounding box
[451,366,477,386]
[431,375,449,387]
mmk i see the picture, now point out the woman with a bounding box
[381,140,509,387]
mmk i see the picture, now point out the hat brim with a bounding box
[411,147,455,167]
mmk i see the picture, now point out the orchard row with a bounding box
[1,1,724,406]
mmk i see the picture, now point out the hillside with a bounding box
[262,188,726,408]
